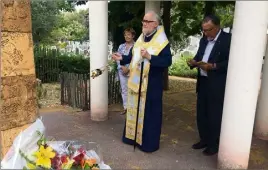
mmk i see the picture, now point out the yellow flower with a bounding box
[61,157,74,169]
[33,145,56,168]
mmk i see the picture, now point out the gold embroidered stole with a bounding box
[125,26,169,145]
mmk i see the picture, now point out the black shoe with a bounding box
[202,147,218,156]
[192,141,207,149]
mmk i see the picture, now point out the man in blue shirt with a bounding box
[187,15,232,156]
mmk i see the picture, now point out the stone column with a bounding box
[145,1,161,15]
[88,1,108,121]
[254,34,268,140]
[0,0,38,158]
[218,1,268,169]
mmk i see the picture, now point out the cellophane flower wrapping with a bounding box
[1,118,111,170]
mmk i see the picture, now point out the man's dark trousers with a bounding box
[196,76,225,150]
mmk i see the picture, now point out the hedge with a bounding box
[168,54,198,79]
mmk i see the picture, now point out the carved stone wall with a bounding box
[0,0,37,158]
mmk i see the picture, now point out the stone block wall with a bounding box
[0,0,37,158]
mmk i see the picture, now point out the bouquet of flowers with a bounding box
[1,119,111,170]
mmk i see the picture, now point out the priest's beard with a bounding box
[142,28,151,36]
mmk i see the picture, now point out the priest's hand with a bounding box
[112,53,122,61]
[141,47,151,60]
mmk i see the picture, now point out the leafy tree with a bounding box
[170,1,235,51]
[108,1,145,50]
[170,1,204,51]
[31,0,75,44]
[50,10,89,43]
[215,2,235,28]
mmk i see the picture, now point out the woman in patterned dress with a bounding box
[117,28,136,115]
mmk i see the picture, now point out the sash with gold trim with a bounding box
[125,26,169,145]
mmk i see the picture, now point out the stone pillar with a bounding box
[254,34,268,140]
[218,1,268,169]
[0,0,38,158]
[88,1,108,121]
[145,1,161,15]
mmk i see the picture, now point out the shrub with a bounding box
[57,53,90,74]
[169,54,198,79]
[34,46,90,82]
[34,46,118,83]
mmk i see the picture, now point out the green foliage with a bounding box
[108,1,144,49]
[36,82,47,99]
[170,1,205,50]
[31,0,75,44]
[215,3,235,28]
[31,0,234,50]
[34,46,119,84]
[57,42,68,49]
[36,79,46,108]
[34,46,90,83]
[108,60,118,74]
[169,54,197,79]
[50,10,89,42]
[34,47,89,74]
[57,53,90,74]
[170,1,235,51]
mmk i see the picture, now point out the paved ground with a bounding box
[40,89,268,169]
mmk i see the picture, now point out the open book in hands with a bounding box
[196,61,208,67]
[196,61,215,71]
[186,59,209,68]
